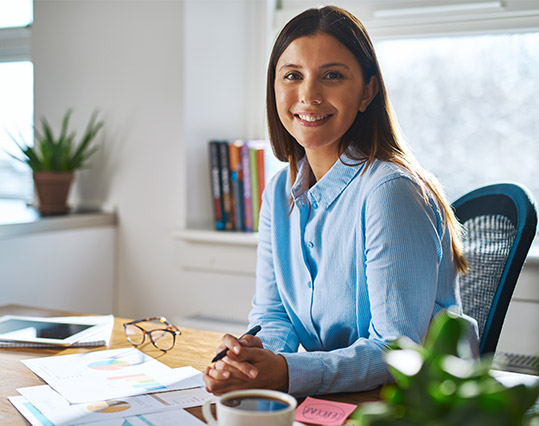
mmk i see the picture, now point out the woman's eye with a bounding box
[284,72,301,80]
[324,71,345,80]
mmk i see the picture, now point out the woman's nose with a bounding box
[299,78,323,105]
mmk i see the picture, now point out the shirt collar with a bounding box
[291,152,366,210]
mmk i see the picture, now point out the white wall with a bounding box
[32,0,186,319]
[31,0,265,321]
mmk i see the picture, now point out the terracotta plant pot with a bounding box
[33,172,74,216]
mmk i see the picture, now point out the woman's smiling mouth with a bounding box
[295,113,332,126]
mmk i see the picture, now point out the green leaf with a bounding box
[8,109,103,172]
[423,311,466,356]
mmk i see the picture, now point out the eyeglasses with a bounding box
[123,317,181,352]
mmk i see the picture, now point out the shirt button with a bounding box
[307,281,312,288]
[307,241,314,248]
[312,201,318,209]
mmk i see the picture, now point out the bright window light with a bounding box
[0,61,34,199]
[0,0,33,28]
[375,32,539,204]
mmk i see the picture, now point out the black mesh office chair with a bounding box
[452,183,537,355]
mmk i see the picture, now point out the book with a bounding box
[256,146,266,210]
[249,145,260,232]
[208,141,224,230]
[208,139,285,233]
[228,140,245,231]
[240,143,254,232]
[218,141,234,230]
[248,140,268,232]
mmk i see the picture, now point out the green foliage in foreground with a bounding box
[352,311,539,426]
[9,109,103,172]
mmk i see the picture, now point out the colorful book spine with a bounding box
[228,141,245,231]
[256,147,266,210]
[218,141,233,230]
[240,143,253,232]
[209,141,224,230]
[249,145,260,232]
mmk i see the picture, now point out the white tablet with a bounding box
[0,315,110,346]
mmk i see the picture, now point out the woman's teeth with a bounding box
[297,114,330,122]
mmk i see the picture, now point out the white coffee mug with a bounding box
[202,389,297,426]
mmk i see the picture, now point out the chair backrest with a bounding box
[452,183,537,355]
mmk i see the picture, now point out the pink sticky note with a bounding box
[294,397,357,426]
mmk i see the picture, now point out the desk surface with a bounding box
[0,305,380,425]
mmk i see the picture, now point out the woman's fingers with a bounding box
[221,353,258,379]
[238,334,263,348]
[215,333,245,356]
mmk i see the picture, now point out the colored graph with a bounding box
[87,400,131,413]
[107,373,167,392]
[87,359,130,371]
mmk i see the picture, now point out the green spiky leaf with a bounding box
[5,109,103,172]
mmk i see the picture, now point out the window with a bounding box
[375,32,539,203]
[0,0,33,200]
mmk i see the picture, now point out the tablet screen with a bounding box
[0,319,93,340]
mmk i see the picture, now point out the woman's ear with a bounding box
[359,76,379,112]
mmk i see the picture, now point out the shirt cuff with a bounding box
[280,351,324,397]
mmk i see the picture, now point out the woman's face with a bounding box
[274,33,376,161]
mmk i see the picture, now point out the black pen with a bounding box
[211,325,262,363]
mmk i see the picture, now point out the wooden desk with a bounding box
[0,305,379,425]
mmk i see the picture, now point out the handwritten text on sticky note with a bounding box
[294,397,357,426]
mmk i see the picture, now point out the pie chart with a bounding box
[87,359,130,371]
[87,400,131,413]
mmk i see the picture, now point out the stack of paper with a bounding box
[9,347,213,425]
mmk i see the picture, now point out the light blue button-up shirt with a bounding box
[248,154,477,397]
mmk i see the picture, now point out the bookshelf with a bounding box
[178,0,269,245]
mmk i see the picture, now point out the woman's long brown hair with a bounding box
[266,6,468,273]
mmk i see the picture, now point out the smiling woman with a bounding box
[203,5,479,398]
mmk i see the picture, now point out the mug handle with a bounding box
[202,399,219,426]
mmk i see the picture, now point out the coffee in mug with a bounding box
[202,389,297,426]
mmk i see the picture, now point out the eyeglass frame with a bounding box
[122,316,181,352]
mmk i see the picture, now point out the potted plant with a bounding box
[352,311,539,426]
[9,109,103,215]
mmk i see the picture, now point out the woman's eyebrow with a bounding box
[320,62,349,69]
[278,63,301,72]
[278,62,350,72]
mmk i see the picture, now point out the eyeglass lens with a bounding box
[124,324,175,351]
[124,324,145,346]
[149,329,175,351]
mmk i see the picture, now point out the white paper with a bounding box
[17,384,212,426]
[9,394,208,426]
[125,409,207,426]
[22,347,203,403]
[8,395,51,426]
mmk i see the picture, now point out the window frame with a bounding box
[272,1,539,39]
[0,26,31,63]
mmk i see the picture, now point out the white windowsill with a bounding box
[0,199,116,240]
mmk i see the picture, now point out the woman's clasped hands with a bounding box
[203,333,289,395]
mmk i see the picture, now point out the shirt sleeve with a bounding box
[248,178,301,354]
[282,176,444,397]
